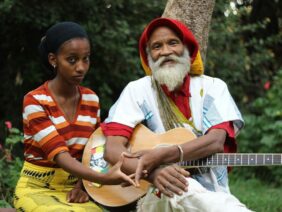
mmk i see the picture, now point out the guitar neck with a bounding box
[181,153,282,167]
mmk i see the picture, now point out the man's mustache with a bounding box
[154,55,182,67]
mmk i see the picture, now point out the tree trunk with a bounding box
[162,0,215,65]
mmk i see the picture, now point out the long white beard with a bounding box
[148,48,190,92]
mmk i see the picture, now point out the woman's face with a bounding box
[51,38,91,85]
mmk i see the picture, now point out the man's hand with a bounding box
[125,148,169,186]
[149,164,190,197]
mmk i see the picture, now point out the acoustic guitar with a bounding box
[82,124,282,207]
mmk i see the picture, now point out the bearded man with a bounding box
[101,18,252,211]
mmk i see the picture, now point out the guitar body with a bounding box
[82,124,196,207]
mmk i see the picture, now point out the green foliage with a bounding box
[206,0,282,106]
[5,128,24,149]
[236,69,282,185]
[0,157,23,207]
[0,126,23,207]
[206,0,282,185]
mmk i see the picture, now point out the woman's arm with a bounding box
[54,151,136,186]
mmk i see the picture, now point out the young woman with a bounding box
[14,22,135,211]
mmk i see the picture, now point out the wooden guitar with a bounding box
[82,124,282,207]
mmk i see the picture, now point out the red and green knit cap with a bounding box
[139,17,204,76]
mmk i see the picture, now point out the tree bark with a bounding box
[162,0,215,65]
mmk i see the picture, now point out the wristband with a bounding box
[176,145,184,162]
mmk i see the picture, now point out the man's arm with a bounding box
[134,128,227,183]
[164,128,226,163]
[104,135,139,174]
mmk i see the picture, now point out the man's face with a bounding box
[148,26,185,65]
[147,26,190,92]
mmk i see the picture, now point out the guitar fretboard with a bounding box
[181,153,282,167]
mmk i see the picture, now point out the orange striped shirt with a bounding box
[23,81,100,167]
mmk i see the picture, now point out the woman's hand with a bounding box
[67,180,89,203]
[102,153,137,186]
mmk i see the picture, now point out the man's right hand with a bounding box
[149,164,190,197]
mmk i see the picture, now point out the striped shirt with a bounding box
[23,81,100,167]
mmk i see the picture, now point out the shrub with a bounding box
[235,68,282,185]
[0,122,23,207]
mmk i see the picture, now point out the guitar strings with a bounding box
[181,154,282,167]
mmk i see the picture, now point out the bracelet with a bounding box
[176,145,184,162]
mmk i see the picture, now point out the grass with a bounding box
[229,175,282,212]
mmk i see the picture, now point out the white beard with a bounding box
[148,47,190,92]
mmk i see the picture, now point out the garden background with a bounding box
[0,0,281,211]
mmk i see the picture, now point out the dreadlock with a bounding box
[151,77,184,131]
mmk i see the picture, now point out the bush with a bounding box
[235,69,282,185]
[0,122,23,207]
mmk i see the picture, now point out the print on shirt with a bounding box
[138,100,153,120]
[137,100,157,131]
[203,94,215,130]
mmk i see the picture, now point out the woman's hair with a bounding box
[38,21,89,71]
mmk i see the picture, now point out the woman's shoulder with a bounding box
[24,82,48,101]
[79,85,97,94]
[79,86,99,102]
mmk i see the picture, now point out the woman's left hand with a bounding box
[67,180,89,203]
